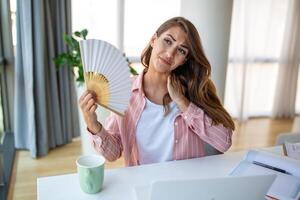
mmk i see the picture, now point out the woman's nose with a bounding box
[166,47,176,59]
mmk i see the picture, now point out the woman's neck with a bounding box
[145,67,168,88]
[143,67,169,104]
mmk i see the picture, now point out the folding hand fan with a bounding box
[79,39,132,116]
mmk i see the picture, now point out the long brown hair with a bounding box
[141,17,235,130]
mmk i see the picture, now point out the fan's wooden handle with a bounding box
[97,103,125,117]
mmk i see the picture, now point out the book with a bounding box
[284,142,300,160]
[230,150,300,200]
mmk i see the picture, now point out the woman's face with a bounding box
[149,26,189,73]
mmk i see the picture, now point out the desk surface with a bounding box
[37,152,245,200]
[37,147,282,200]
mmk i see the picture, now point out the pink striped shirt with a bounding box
[88,72,233,166]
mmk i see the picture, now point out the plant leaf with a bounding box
[63,34,73,46]
[129,66,138,75]
[74,31,81,38]
[81,29,88,40]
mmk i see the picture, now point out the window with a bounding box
[10,0,16,50]
[0,0,15,198]
[72,0,118,46]
[0,68,4,142]
[296,65,300,114]
[124,0,180,73]
[224,0,291,119]
[124,0,180,57]
[72,0,181,74]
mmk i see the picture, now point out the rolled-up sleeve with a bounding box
[86,114,123,161]
[181,102,233,152]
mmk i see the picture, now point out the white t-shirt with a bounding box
[136,97,179,164]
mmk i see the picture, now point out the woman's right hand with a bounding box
[79,90,102,134]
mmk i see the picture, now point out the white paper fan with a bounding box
[79,39,132,116]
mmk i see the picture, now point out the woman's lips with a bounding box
[159,57,171,65]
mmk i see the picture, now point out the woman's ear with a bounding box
[150,33,158,47]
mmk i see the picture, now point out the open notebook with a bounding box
[230,149,300,200]
[135,175,276,200]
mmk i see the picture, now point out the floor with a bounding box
[7,117,298,200]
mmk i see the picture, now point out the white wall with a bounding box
[180,0,233,102]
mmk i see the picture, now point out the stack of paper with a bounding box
[284,142,300,160]
[230,150,300,200]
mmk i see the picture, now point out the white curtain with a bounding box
[224,0,300,121]
[272,0,300,118]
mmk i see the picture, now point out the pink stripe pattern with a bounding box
[87,72,233,166]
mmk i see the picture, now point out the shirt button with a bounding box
[175,139,178,143]
[184,116,187,119]
[174,122,178,126]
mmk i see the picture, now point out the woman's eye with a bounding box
[164,38,172,45]
[178,48,186,55]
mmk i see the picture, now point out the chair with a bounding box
[275,132,300,145]
[204,142,223,156]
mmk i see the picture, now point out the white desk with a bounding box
[37,151,244,200]
[37,147,282,200]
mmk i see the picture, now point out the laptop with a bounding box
[135,175,276,200]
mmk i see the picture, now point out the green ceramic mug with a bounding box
[76,154,105,194]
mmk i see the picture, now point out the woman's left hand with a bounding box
[167,76,190,112]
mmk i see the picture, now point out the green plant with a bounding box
[54,29,138,83]
[54,29,87,82]
[125,55,139,76]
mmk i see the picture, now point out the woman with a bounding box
[79,17,235,166]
